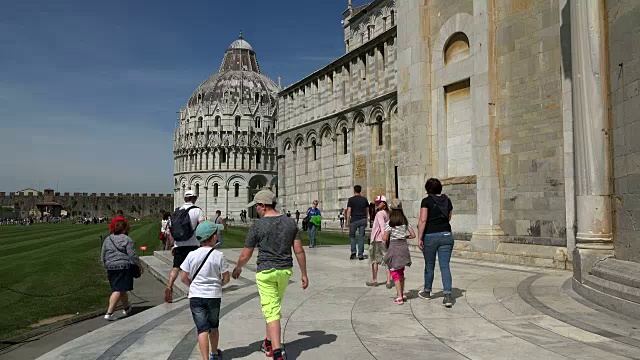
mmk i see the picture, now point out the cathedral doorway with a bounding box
[248,175,268,219]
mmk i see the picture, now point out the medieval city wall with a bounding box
[610,0,640,263]
[0,192,173,219]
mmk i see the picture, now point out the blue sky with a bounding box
[0,0,363,193]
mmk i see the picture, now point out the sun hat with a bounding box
[388,198,403,210]
[195,221,224,242]
[246,189,277,207]
[374,195,387,203]
[184,190,196,198]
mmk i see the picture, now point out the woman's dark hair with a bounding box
[388,208,408,227]
[425,178,443,194]
[162,212,170,220]
[113,219,130,235]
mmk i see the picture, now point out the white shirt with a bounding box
[161,219,170,234]
[180,247,228,298]
[174,202,204,247]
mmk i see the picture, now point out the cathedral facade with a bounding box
[277,0,398,220]
[173,36,279,220]
[276,0,640,316]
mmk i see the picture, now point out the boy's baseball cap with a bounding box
[246,189,277,207]
[195,221,224,242]
[184,190,196,198]
[375,195,387,203]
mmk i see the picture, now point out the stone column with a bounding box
[204,186,208,219]
[278,152,285,209]
[470,0,505,251]
[570,0,614,279]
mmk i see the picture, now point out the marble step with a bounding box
[154,250,173,266]
[139,255,188,299]
[591,258,640,289]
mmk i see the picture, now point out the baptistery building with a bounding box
[173,35,279,220]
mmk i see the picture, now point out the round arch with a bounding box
[368,104,386,122]
[305,130,318,146]
[205,174,225,188]
[319,123,333,140]
[226,174,247,188]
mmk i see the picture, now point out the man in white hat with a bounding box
[231,189,308,360]
[165,189,204,303]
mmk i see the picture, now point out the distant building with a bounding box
[17,188,40,196]
[173,34,279,219]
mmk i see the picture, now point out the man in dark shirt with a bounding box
[295,210,300,224]
[346,185,369,260]
[231,189,308,360]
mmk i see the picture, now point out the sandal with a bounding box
[393,297,404,305]
[365,281,378,287]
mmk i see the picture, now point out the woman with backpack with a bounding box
[417,178,455,308]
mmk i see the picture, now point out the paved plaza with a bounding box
[37,245,640,359]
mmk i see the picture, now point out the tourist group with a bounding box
[100,177,453,360]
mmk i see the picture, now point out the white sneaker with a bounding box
[104,313,118,321]
[122,307,133,317]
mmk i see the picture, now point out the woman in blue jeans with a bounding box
[417,178,454,308]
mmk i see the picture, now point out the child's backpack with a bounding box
[170,206,198,242]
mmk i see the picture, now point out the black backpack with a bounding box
[170,206,199,242]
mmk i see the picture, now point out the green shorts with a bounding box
[369,241,386,265]
[256,268,292,323]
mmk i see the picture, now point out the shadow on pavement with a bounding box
[426,288,466,305]
[222,330,337,359]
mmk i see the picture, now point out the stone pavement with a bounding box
[37,245,640,359]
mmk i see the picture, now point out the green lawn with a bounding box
[0,221,349,340]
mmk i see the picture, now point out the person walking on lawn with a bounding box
[231,189,309,360]
[366,196,392,288]
[346,185,369,260]
[165,190,205,303]
[180,221,229,360]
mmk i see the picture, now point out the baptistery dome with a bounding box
[173,34,279,220]
[187,35,279,108]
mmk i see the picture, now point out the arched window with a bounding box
[234,183,240,197]
[377,115,383,146]
[195,183,200,196]
[221,149,226,163]
[312,140,317,161]
[342,127,348,154]
[444,32,470,66]
[213,183,219,197]
[198,117,203,128]
[255,93,259,103]
[255,117,261,129]
[235,116,241,127]
[256,149,261,164]
[214,116,220,127]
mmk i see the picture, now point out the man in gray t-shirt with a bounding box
[231,189,308,360]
